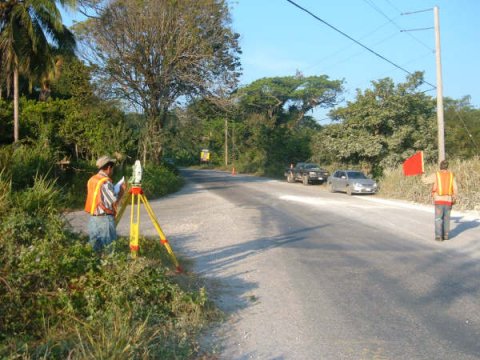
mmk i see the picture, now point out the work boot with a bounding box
[443,235,449,240]
[435,236,442,241]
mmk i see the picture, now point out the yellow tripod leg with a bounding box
[140,194,182,272]
[115,192,130,226]
[129,193,140,258]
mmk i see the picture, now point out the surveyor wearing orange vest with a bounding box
[85,155,126,251]
[422,160,458,241]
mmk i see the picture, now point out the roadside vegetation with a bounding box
[0,145,212,359]
[379,157,480,211]
[1,0,234,356]
[186,73,479,211]
[1,0,479,357]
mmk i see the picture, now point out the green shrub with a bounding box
[0,168,216,359]
[0,170,10,217]
[141,164,184,198]
[0,144,56,190]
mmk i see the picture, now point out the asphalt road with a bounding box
[68,168,480,359]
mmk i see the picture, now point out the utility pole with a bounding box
[434,6,445,163]
[402,6,445,163]
[224,118,228,166]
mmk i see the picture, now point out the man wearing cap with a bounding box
[422,160,458,241]
[85,155,126,252]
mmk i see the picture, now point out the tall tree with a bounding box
[444,96,480,158]
[76,0,241,162]
[237,75,343,128]
[0,0,75,142]
[311,72,436,175]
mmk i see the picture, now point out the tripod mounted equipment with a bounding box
[116,160,182,272]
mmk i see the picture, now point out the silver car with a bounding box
[328,170,378,195]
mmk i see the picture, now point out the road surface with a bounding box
[68,169,480,359]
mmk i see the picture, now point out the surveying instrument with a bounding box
[116,160,182,272]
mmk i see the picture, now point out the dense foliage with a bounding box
[0,0,76,142]
[1,0,480,355]
[444,97,480,159]
[74,0,241,163]
[0,148,205,359]
[168,72,480,179]
[310,73,437,176]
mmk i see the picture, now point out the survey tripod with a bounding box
[115,183,182,272]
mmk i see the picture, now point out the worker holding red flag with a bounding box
[422,160,458,241]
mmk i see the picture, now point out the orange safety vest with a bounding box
[434,171,454,196]
[84,173,114,215]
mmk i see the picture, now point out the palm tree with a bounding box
[0,0,76,142]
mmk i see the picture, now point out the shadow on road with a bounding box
[449,216,480,239]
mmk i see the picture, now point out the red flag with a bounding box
[403,151,424,176]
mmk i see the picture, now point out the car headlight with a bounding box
[309,171,316,176]
[352,182,362,189]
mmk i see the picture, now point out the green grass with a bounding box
[0,154,218,359]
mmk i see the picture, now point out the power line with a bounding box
[346,49,436,93]
[362,0,433,52]
[320,31,401,73]
[305,18,397,72]
[285,0,436,91]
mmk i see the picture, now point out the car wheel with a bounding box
[303,175,309,185]
[346,186,353,196]
[328,182,335,193]
[287,173,294,183]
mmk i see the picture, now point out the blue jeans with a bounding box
[435,204,452,239]
[88,215,117,252]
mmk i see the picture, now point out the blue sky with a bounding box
[230,0,480,119]
[61,0,480,119]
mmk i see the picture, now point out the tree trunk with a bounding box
[142,142,147,166]
[39,81,51,101]
[13,66,19,143]
[224,118,228,166]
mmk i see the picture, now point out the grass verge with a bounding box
[379,157,480,211]
[0,157,217,359]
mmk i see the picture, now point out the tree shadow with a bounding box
[179,225,328,276]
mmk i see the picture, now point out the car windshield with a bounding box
[304,164,320,169]
[347,171,368,179]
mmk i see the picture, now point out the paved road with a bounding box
[68,168,480,359]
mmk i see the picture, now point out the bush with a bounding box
[0,144,55,190]
[0,157,215,359]
[141,164,184,198]
[0,231,215,358]
[378,157,480,211]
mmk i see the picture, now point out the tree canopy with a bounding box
[236,75,343,128]
[0,0,76,141]
[311,72,437,175]
[75,0,241,162]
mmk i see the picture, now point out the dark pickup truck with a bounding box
[285,162,330,185]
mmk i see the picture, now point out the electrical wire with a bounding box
[345,49,437,94]
[363,0,433,52]
[305,18,396,72]
[285,0,436,91]
[320,31,401,73]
